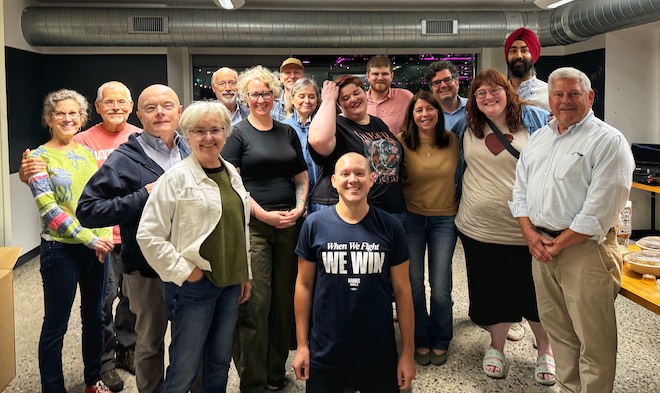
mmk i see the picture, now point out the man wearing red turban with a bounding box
[505,27,550,111]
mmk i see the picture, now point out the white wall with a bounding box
[604,23,660,231]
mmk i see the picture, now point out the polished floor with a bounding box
[5,242,659,393]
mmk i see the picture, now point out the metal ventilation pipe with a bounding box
[21,0,660,48]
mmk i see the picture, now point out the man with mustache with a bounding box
[271,57,305,122]
[365,55,413,135]
[19,81,141,392]
[212,67,248,126]
[505,27,550,111]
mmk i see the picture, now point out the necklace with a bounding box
[422,142,433,157]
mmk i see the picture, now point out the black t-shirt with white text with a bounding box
[295,206,410,370]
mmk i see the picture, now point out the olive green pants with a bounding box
[233,218,300,393]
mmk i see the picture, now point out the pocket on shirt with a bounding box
[555,154,583,180]
[177,198,202,231]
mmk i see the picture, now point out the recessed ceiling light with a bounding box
[534,0,575,9]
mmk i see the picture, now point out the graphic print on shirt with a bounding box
[321,241,386,291]
[353,131,401,184]
[50,168,74,202]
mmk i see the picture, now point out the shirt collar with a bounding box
[366,87,393,103]
[293,110,311,128]
[140,129,188,153]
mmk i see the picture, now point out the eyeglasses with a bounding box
[189,128,225,138]
[52,111,81,120]
[100,99,130,108]
[247,91,274,101]
[475,86,504,100]
[214,81,237,88]
[431,77,456,87]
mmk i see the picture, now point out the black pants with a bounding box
[306,364,399,393]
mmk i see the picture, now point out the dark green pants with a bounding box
[233,218,300,393]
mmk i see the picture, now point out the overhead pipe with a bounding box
[20,0,660,47]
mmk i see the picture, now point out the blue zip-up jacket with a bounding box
[77,133,190,277]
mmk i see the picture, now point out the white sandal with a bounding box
[482,347,508,379]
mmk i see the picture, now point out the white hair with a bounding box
[548,67,592,93]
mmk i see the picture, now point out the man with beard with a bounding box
[271,57,305,122]
[19,81,140,392]
[212,67,248,126]
[423,61,467,130]
[365,55,413,135]
[505,27,550,111]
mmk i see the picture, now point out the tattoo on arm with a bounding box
[295,180,307,209]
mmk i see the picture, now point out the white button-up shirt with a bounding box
[509,110,634,243]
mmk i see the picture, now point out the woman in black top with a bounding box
[222,65,308,393]
[308,75,405,219]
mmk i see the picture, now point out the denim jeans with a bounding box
[164,276,240,393]
[102,245,137,371]
[403,213,457,350]
[310,203,332,214]
[39,240,108,392]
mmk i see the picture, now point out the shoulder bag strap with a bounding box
[484,117,520,159]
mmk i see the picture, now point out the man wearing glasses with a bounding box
[423,61,467,130]
[78,84,190,393]
[19,81,140,392]
[212,67,248,126]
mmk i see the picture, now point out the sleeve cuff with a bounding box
[508,200,528,218]
[569,213,605,237]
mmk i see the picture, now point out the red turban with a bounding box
[504,27,541,63]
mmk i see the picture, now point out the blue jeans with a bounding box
[39,240,108,392]
[164,276,240,393]
[403,213,457,350]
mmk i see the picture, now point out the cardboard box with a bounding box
[0,247,22,391]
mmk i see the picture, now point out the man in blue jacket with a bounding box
[77,84,190,393]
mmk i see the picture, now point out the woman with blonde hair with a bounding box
[222,65,309,392]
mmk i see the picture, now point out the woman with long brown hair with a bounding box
[454,69,555,385]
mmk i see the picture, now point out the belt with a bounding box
[535,226,564,238]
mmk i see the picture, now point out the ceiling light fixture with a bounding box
[213,0,245,10]
[534,0,575,9]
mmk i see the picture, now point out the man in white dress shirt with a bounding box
[510,67,634,393]
[505,27,550,111]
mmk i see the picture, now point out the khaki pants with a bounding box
[532,231,621,393]
[123,272,168,393]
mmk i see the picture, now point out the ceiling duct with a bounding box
[20,0,660,47]
[421,20,458,35]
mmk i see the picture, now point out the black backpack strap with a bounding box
[485,117,520,159]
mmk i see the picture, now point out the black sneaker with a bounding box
[116,349,136,375]
[101,369,124,392]
[265,379,288,391]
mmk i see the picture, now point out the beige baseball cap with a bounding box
[280,57,304,70]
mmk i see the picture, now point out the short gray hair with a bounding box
[42,89,89,128]
[212,67,238,83]
[548,67,592,93]
[285,77,320,117]
[179,101,231,139]
[237,65,282,101]
[96,81,132,103]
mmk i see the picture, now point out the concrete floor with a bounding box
[5,242,660,393]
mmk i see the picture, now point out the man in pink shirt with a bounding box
[20,81,141,392]
[366,55,413,135]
